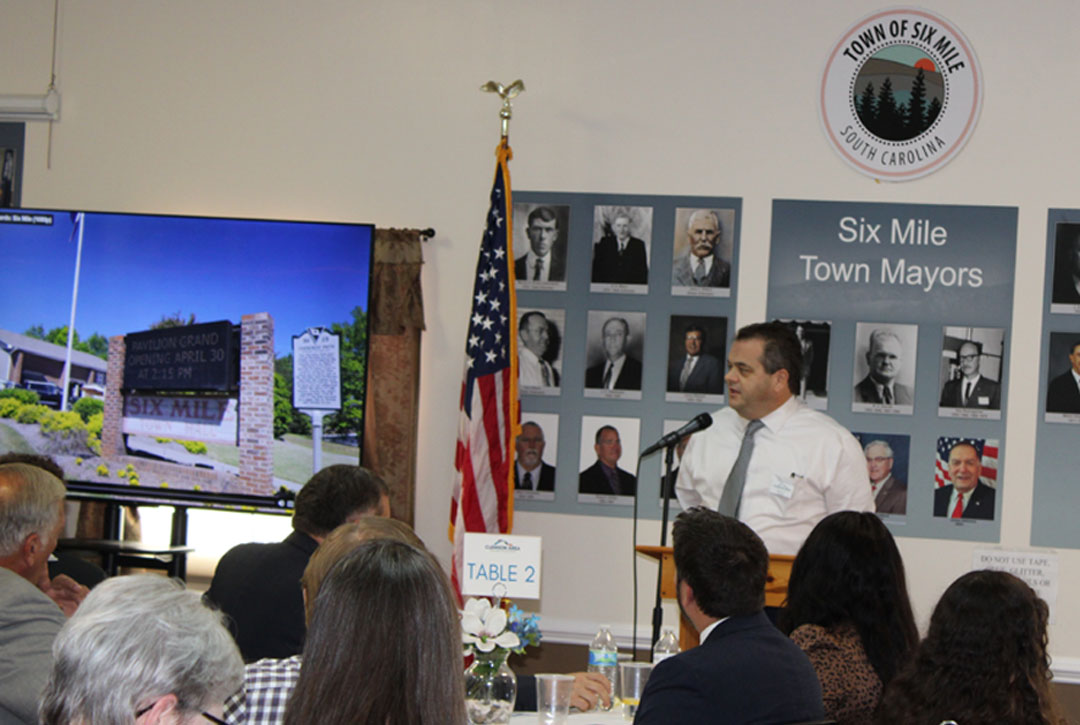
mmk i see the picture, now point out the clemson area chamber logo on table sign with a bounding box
[820,7,982,181]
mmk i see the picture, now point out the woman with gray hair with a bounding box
[39,574,243,724]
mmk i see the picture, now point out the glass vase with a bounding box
[464,650,517,724]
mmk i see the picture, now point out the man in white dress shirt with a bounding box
[518,311,559,387]
[675,322,873,555]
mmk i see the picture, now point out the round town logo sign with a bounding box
[821,7,982,181]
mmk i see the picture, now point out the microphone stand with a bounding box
[651,443,677,649]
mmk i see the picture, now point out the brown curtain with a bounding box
[363,228,426,526]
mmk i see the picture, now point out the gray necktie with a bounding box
[679,356,694,390]
[963,381,972,405]
[693,258,707,284]
[718,420,764,517]
[541,361,551,387]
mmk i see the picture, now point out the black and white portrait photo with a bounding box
[512,202,569,291]
[852,322,918,415]
[516,308,565,396]
[775,319,831,410]
[583,311,646,400]
[590,205,652,293]
[938,326,1004,420]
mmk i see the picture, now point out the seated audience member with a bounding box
[633,508,823,724]
[224,518,422,724]
[877,570,1066,725]
[39,574,243,725]
[224,518,609,723]
[205,464,390,661]
[283,539,465,725]
[0,463,88,725]
[0,452,108,588]
[779,511,917,724]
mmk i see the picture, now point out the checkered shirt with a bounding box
[223,654,302,724]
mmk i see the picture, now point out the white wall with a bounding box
[5,0,1080,673]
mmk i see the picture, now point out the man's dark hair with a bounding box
[518,310,547,332]
[527,206,558,228]
[735,322,803,395]
[0,452,66,482]
[948,440,982,460]
[683,324,705,345]
[292,465,389,538]
[1070,340,1080,356]
[672,507,767,618]
[594,424,619,445]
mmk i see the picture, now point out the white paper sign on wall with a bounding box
[973,548,1059,623]
[462,533,541,599]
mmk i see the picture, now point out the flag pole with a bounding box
[60,213,85,411]
[448,80,525,602]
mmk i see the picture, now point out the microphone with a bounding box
[640,413,713,457]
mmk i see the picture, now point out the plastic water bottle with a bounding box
[587,624,618,711]
[652,627,680,664]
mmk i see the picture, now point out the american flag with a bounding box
[449,142,520,601]
[934,436,999,488]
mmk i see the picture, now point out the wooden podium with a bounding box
[636,545,794,650]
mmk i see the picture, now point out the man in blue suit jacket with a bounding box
[634,509,823,724]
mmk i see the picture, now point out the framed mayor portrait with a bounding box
[932,437,999,522]
[665,314,727,404]
[937,326,1004,420]
[584,310,646,400]
[775,319,831,410]
[852,322,917,416]
[1051,222,1080,312]
[516,307,565,397]
[590,205,652,294]
[514,412,559,502]
[853,431,910,517]
[670,207,735,298]
[511,202,569,291]
[578,414,640,506]
[1045,332,1080,422]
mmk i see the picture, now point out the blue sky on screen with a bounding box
[0,210,371,358]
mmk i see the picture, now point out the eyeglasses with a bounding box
[136,703,228,724]
[958,354,979,362]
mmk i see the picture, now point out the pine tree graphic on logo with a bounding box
[853,46,943,142]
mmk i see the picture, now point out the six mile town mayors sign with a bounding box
[820,7,982,182]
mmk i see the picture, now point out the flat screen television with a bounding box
[0,208,373,513]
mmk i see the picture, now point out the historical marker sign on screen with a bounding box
[124,320,236,391]
[293,327,341,410]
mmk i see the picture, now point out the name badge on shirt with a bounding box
[770,474,796,499]
[978,396,990,406]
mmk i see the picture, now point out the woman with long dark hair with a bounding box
[283,539,465,725]
[779,511,918,723]
[877,569,1065,725]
